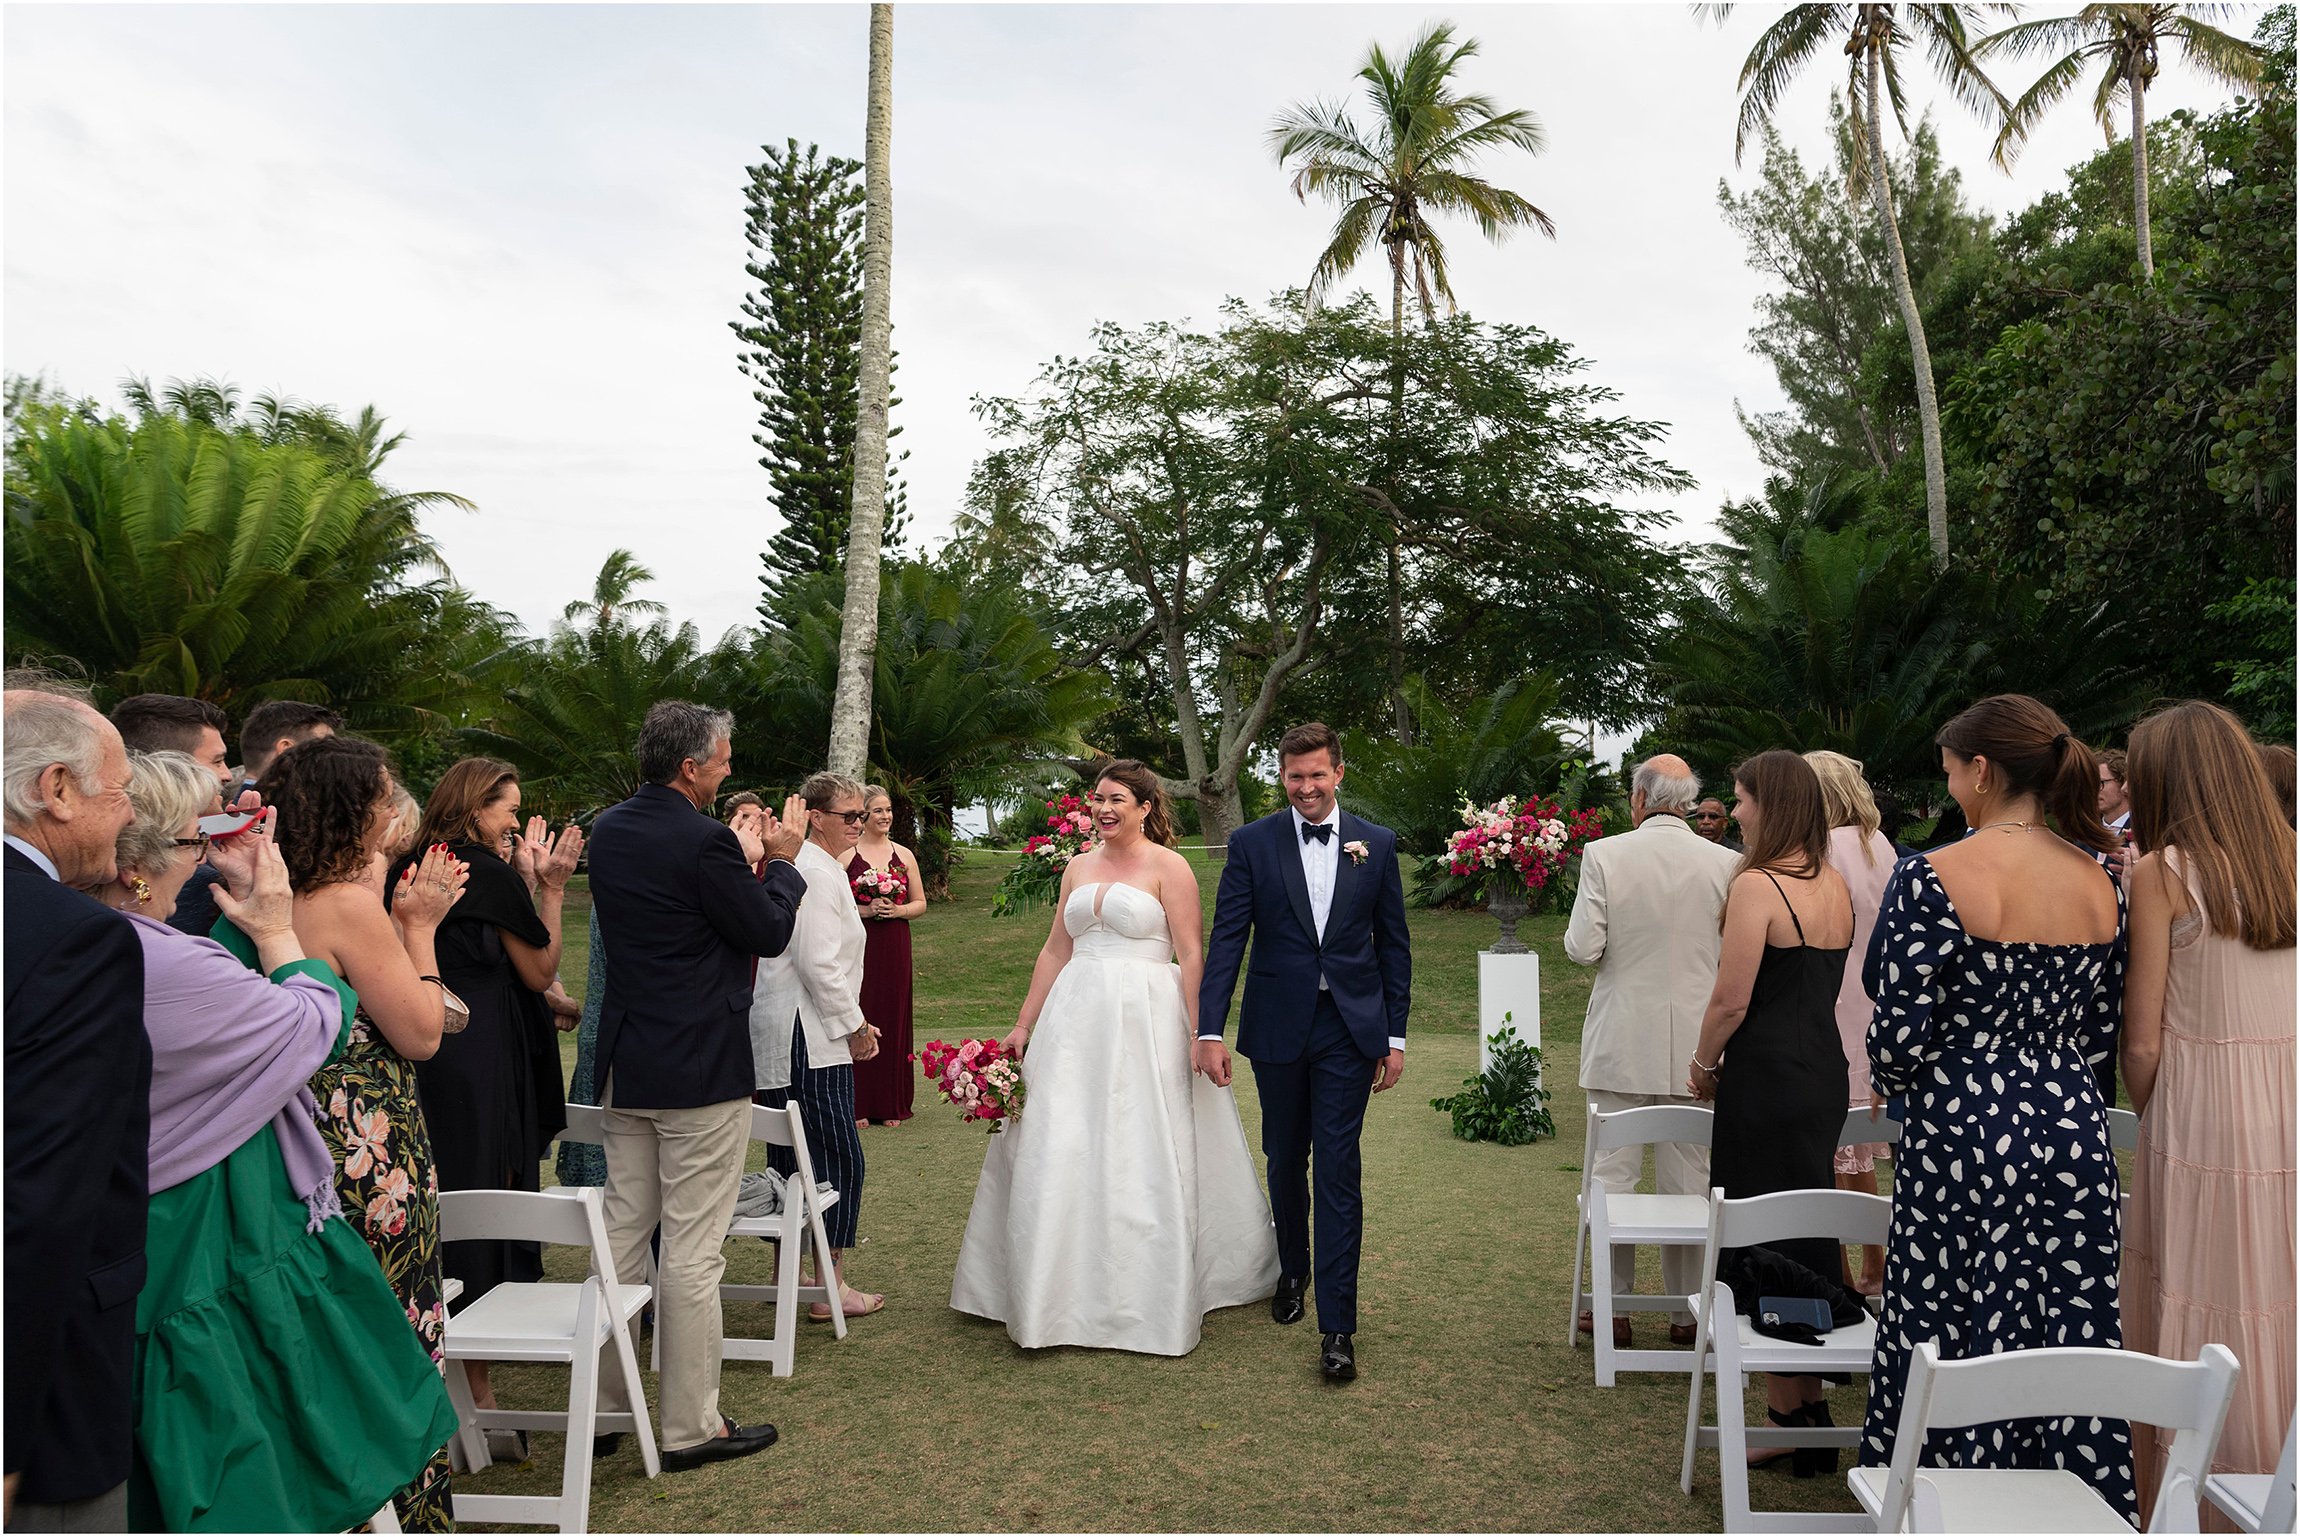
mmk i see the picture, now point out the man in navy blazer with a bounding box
[1197,722,1410,1381]
[3,689,147,1528]
[584,701,807,1471]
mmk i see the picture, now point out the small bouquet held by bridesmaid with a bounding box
[852,864,909,905]
[918,1038,1027,1132]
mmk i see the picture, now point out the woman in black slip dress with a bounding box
[1688,750,1855,1475]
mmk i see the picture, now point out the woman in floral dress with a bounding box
[260,737,468,1530]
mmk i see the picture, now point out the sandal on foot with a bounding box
[1748,1406,1801,1471]
[811,1290,884,1321]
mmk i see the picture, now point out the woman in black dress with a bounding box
[1688,749,1853,1469]
[387,757,582,1436]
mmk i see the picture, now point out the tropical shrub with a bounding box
[1429,1022,1553,1146]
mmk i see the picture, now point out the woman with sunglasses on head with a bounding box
[95,752,456,1531]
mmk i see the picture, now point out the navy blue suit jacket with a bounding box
[4,846,150,1501]
[585,783,807,1109]
[1197,808,1411,1064]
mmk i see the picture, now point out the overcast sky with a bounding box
[5,2,2263,644]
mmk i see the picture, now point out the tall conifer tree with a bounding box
[733,138,903,626]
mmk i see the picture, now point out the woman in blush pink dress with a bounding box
[2121,702,2296,1524]
[1805,750,1897,1296]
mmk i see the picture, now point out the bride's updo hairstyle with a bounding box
[1095,759,1174,847]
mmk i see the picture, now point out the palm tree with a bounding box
[828,0,896,779]
[1712,4,2008,566]
[560,548,667,631]
[1981,5,2264,279]
[1271,20,1555,741]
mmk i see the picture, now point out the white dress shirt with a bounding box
[5,834,58,881]
[1289,804,1405,1053]
[749,840,867,1092]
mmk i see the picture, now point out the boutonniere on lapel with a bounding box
[1342,840,1370,865]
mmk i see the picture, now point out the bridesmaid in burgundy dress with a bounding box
[850,786,926,1126]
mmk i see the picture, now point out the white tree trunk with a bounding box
[2131,77,2154,280]
[828,2,895,778]
[1866,44,1951,566]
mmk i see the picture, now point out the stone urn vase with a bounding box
[1486,887,1531,954]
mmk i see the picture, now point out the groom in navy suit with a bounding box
[1197,721,1411,1381]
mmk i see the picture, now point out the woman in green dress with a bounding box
[92,751,457,1531]
[259,737,468,1527]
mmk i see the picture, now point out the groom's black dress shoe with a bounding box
[661,1417,778,1472]
[1271,1275,1309,1326]
[1320,1332,1356,1382]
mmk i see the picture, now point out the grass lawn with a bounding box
[463,852,1871,1531]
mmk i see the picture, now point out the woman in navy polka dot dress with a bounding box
[1860,695,2136,1522]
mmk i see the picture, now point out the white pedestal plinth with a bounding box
[1479,950,1541,1076]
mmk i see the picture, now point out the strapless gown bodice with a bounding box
[950,882,1280,1355]
[1063,882,1175,964]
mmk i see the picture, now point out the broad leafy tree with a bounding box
[972,293,1689,843]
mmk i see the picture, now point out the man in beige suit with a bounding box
[1564,753,1739,1344]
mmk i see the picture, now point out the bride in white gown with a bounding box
[950,761,1280,1355]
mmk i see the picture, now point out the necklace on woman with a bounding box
[1974,819,2041,834]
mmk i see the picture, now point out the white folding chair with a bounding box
[438,1186,660,1532]
[559,1101,848,1373]
[2204,1408,2298,1534]
[1678,1186,1889,1532]
[697,1102,846,1374]
[1848,1340,2241,1534]
[2107,1106,2140,1153]
[1566,1102,1715,1386]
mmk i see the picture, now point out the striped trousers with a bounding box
[757,1016,864,1247]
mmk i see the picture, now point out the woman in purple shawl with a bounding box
[93,751,456,1532]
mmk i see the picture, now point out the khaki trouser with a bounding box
[594,1078,751,1452]
[1587,1087,1711,1328]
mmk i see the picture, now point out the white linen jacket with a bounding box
[749,838,869,1091]
[1562,812,1742,1097]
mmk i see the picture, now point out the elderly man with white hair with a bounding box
[1562,752,1740,1348]
[3,687,148,1531]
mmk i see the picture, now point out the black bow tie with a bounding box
[1301,822,1333,845]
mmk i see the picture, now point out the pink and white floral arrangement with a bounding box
[852,865,910,905]
[1444,795,1605,897]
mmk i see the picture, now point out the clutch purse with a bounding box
[421,974,472,1034]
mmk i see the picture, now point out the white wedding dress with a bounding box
[949,881,1281,1355]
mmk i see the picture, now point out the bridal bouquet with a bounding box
[1445,795,1605,899]
[918,1038,1027,1132]
[991,793,1100,916]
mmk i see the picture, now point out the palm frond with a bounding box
[2164,12,2267,89]
[1993,44,2099,165]
[1734,6,1849,162]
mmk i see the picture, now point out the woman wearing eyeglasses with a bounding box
[750,772,885,1319]
[94,751,457,1531]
